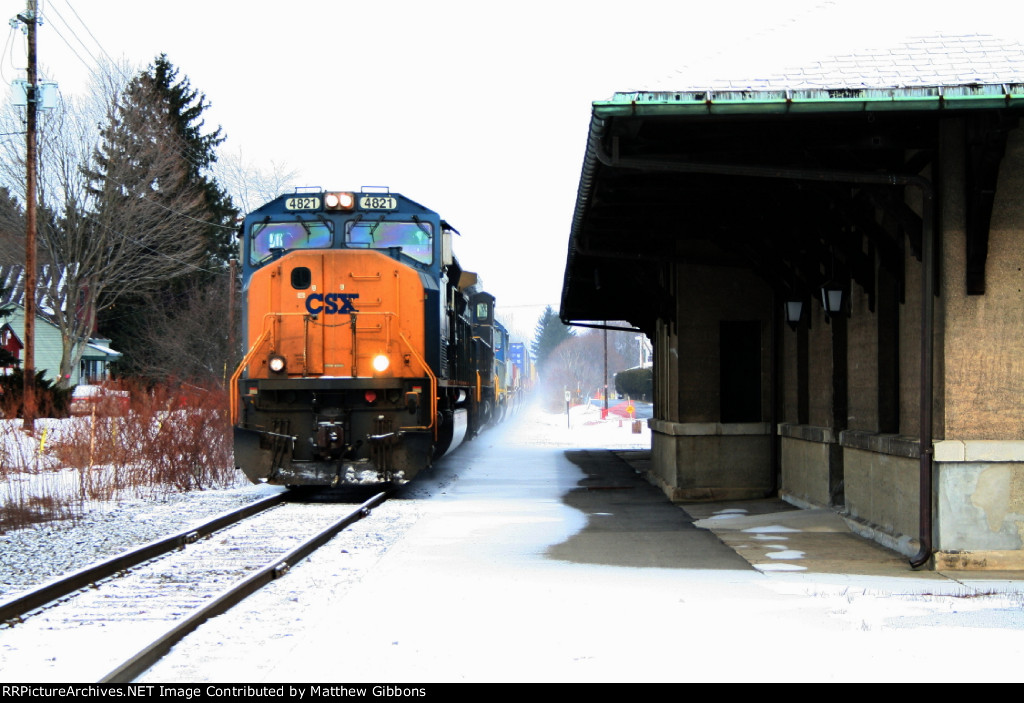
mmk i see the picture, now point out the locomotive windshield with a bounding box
[250,220,333,264]
[345,220,433,265]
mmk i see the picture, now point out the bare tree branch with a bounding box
[213,145,299,215]
[0,60,216,386]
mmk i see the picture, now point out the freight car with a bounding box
[230,188,513,486]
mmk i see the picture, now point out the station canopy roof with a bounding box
[560,34,1024,334]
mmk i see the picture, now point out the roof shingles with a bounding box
[702,34,1024,91]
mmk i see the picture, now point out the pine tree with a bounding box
[88,55,238,377]
[0,186,25,265]
[531,305,575,370]
[140,54,237,270]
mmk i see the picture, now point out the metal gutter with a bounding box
[562,320,642,333]
[559,114,607,325]
[593,82,1024,118]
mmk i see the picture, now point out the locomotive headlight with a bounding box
[324,192,355,210]
[268,354,287,374]
[372,354,390,373]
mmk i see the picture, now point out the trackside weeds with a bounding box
[0,382,238,533]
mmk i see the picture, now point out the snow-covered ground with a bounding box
[3,397,1024,683]
[0,485,278,597]
[497,396,653,448]
[0,409,249,598]
[0,399,648,598]
[137,399,1024,683]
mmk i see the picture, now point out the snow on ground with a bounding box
[3,396,1024,682]
[0,484,279,597]
[133,398,1024,684]
[0,398,642,599]
[500,396,652,448]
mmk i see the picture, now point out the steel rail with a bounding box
[99,490,389,683]
[0,493,286,623]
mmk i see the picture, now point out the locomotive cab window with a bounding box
[250,220,332,265]
[345,220,433,265]
[475,302,490,322]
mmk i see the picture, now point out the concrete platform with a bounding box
[139,422,1024,683]
[552,448,753,570]
[613,449,1024,586]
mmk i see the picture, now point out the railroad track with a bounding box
[0,490,388,682]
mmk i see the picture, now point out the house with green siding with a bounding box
[0,305,120,385]
[0,265,121,385]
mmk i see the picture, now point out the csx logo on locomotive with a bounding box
[305,293,359,315]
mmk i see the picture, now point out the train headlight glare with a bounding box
[372,354,390,372]
[268,355,286,373]
[325,192,354,210]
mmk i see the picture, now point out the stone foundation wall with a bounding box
[779,428,834,508]
[933,441,1024,569]
[842,440,920,550]
[649,420,772,501]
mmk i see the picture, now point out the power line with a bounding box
[31,2,236,216]
[61,0,118,69]
[0,0,239,288]
[45,2,102,83]
[77,159,238,232]
[0,24,17,84]
[5,1,239,249]
[50,209,227,276]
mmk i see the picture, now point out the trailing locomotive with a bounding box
[231,188,519,486]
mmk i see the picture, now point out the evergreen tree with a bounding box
[141,54,237,270]
[0,186,25,265]
[89,55,238,377]
[531,305,575,370]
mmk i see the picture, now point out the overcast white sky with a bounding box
[3,0,1023,337]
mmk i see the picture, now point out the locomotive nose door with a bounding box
[276,253,324,376]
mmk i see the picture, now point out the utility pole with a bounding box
[18,0,39,433]
[603,323,608,418]
[227,257,237,385]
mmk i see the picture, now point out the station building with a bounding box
[560,35,1024,569]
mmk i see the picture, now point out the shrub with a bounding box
[1,379,238,532]
[615,366,652,401]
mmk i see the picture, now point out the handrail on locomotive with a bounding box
[231,188,529,487]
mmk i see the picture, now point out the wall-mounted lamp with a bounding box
[785,300,804,330]
[820,286,844,317]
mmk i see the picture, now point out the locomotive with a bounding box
[230,188,520,486]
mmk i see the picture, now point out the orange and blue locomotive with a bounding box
[231,188,505,486]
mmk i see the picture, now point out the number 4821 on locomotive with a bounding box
[230,188,518,487]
